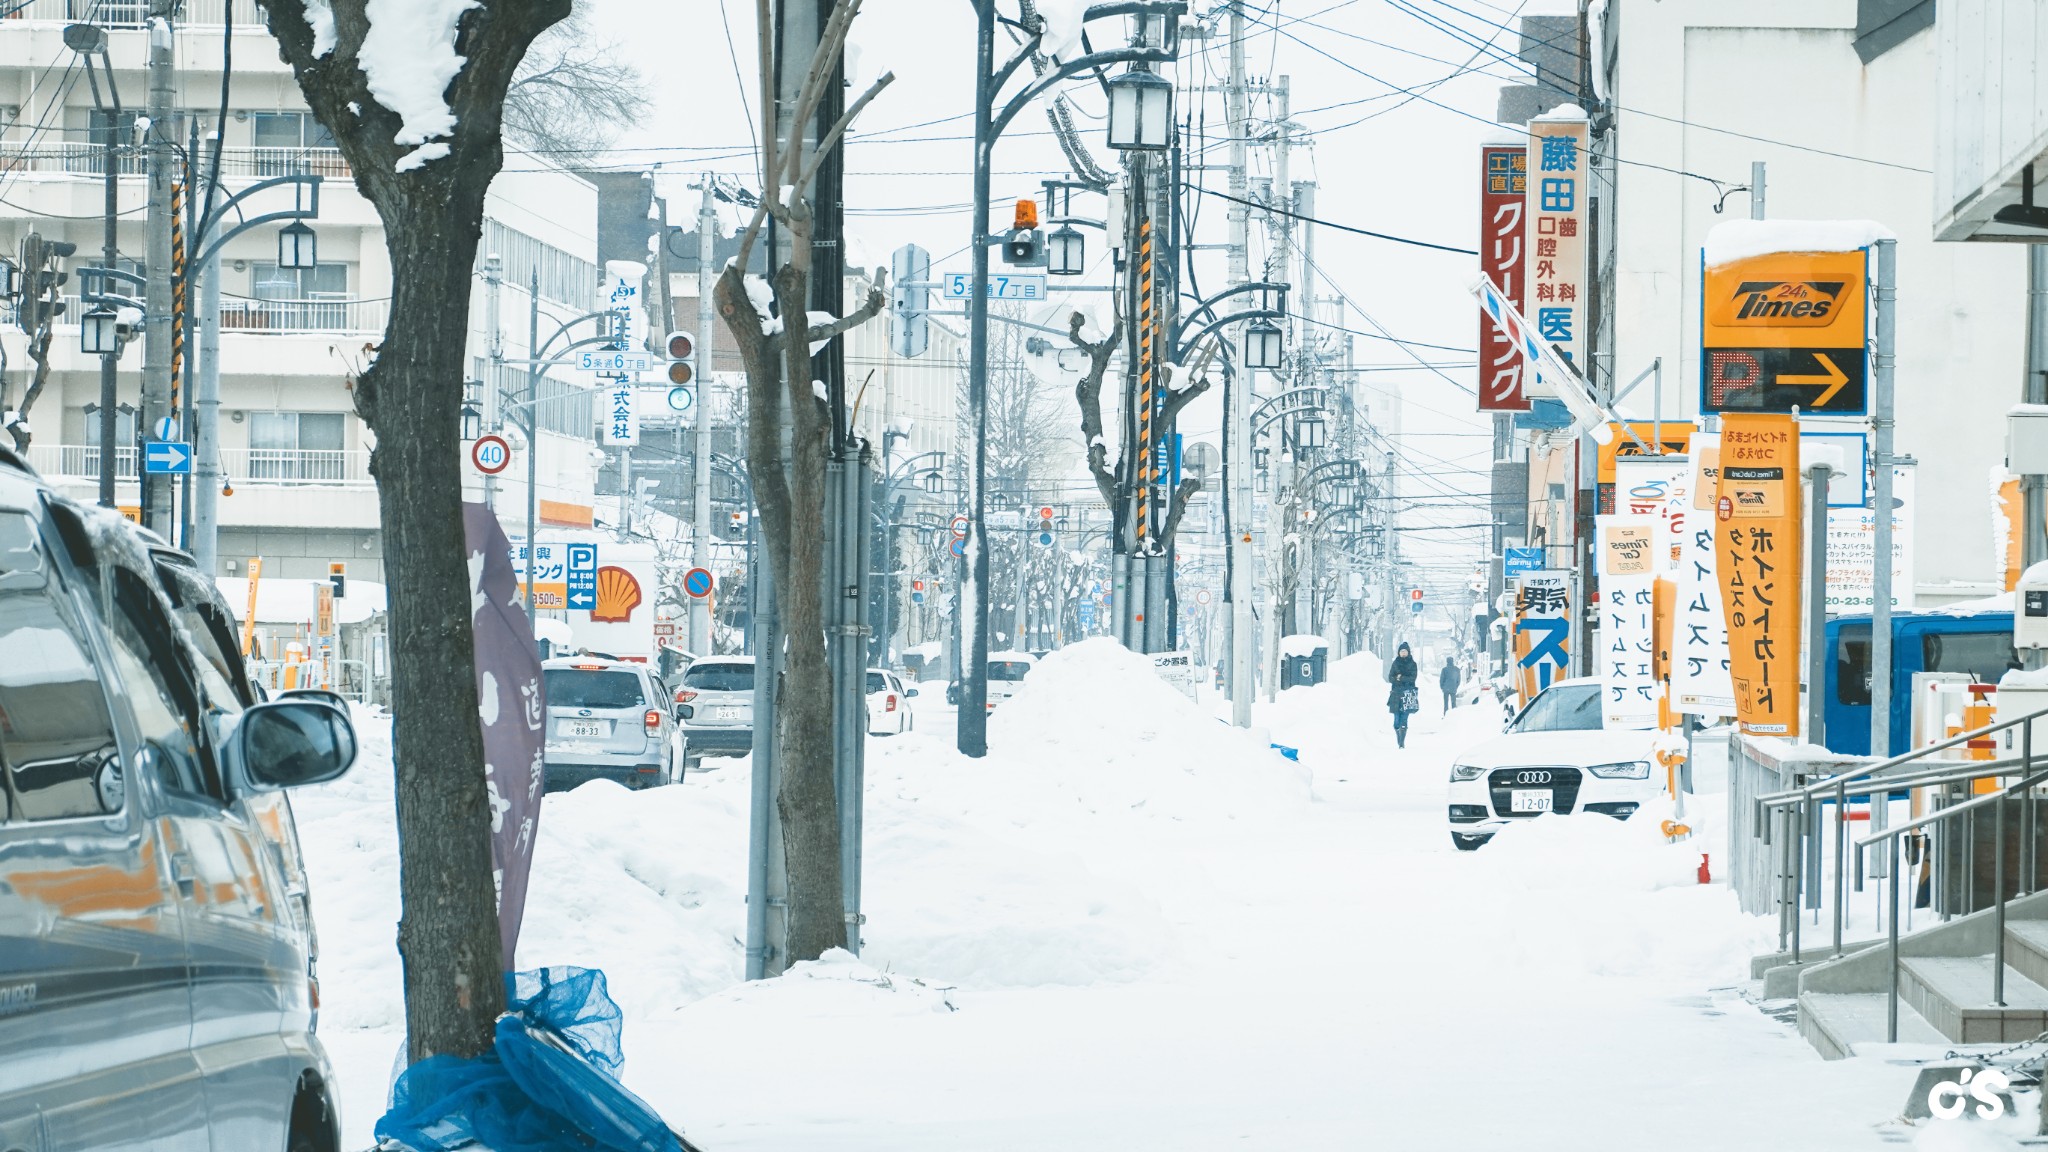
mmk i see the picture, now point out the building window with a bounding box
[249,411,347,480]
[251,111,337,150]
[242,263,349,330]
[482,219,597,311]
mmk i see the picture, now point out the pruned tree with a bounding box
[253,0,570,1061]
[3,234,71,454]
[1066,310,1211,554]
[713,0,892,964]
[503,5,647,158]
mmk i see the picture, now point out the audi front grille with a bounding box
[1486,766,1582,817]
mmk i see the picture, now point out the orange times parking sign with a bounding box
[1701,249,1868,416]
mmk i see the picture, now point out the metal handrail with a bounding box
[1839,719,2044,1043]
[1757,703,2048,807]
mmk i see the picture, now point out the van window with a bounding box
[544,668,646,709]
[683,663,754,693]
[1924,631,2018,685]
[988,660,1033,682]
[866,672,890,694]
[99,567,220,803]
[154,558,253,709]
[0,512,123,822]
[1835,623,1872,707]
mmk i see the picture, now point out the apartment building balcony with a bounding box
[0,144,350,181]
[55,293,387,335]
[28,446,373,487]
[3,0,255,26]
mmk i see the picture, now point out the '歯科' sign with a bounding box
[1523,111,1590,391]
[1715,414,1802,737]
[1478,144,1531,411]
[1701,248,1869,415]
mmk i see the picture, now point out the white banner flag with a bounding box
[1673,433,1735,716]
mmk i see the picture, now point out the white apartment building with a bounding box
[0,2,603,584]
[1606,0,2027,602]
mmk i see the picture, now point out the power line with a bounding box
[1191,185,1477,255]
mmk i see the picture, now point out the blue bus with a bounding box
[1822,611,2014,757]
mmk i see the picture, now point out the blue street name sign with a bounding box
[144,441,193,474]
[566,543,599,610]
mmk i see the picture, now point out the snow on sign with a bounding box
[942,272,1047,301]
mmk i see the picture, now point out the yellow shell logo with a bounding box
[591,566,642,623]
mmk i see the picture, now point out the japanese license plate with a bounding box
[559,720,609,739]
[1510,789,1553,814]
[712,707,741,723]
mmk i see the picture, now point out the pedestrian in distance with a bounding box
[1387,642,1419,748]
[1439,655,1461,716]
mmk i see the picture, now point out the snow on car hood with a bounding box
[1452,727,1659,770]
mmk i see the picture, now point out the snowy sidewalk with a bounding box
[301,644,1960,1150]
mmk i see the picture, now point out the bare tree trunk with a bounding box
[257,0,568,1060]
[7,330,52,454]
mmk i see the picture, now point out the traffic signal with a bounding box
[665,331,696,386]
[1036,505,1055,547]
[329,561,347,600]
[1002,199,1045,266]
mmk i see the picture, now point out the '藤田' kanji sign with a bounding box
[1715,414,1802,737]
[1478,144,1531,412]
[1523,111,1590,390]
[1701,248,1869,415]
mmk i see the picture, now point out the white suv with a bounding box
[1445,677,1661,850]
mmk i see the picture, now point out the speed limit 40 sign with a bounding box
[470,434,512,475]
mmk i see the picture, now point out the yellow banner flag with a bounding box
[1715,414,1802,737]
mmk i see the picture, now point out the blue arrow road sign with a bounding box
[144,441,192,474]
[566,543,599,610]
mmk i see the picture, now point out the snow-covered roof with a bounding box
[215,576,385,628]
[1702,219,1897,268]
[1279,635,1329,657]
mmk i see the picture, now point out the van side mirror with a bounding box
[227,699,358,792]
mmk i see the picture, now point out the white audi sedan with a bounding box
[1445,677,1661,851]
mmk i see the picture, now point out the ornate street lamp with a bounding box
[923,470,945,495]
[1245,320,1284,370]
[1297,413,1326,449]
[1106,67,1173,151]
[277,220,318,270]
[1048,225,1086,276]
[460,403,482,441]
[80,304,121,356]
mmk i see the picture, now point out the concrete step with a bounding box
[1900,954,2048,1043]
[1798,990,1943,1060]
[2006,920,2048,991]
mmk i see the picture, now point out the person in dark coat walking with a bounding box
[1387,642,1419,748]
[1439,656,1462,715]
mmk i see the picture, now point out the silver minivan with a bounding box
[542,657,676,791]
[674,656,755,771]
[0,450,358,1151]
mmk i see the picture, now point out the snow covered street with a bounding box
[300,644,1969,1149]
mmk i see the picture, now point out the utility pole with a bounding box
[141,4,176,536]
[1224,0,1254,724]
[193,138,223,575]
[483,255,503,511]
[1260,76,1293,696]
[1805,462,1832,745]
[1869,238,1898,761]
[97,81,120,511]
[692,180,717,656]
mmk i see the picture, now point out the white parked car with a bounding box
[866,668,914,735]
[1445,677,1660,851]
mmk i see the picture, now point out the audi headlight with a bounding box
[1587,760,1652,780]
[1449,762,1486,782]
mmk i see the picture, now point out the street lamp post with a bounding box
[957,0,1184,757]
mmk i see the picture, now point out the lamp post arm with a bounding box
[193,176,323,269]
[992,41,1179,139]
[537,309,623,361]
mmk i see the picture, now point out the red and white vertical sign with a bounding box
[1524,111,1590,391]
[1478,144,1531,411]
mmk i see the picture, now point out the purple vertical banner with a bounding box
[463,502,546,969]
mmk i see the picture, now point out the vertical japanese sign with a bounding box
[1597,516,1660,728]
[1524,111,1590,385]
[1715,415,1802,737]
[463,504,546,968]
[1674,434,1735,715]
[1478,144,1531,411]
[602,260,646,447]
[1512,570,1573,707]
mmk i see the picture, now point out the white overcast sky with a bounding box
[580,0,1580,599]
